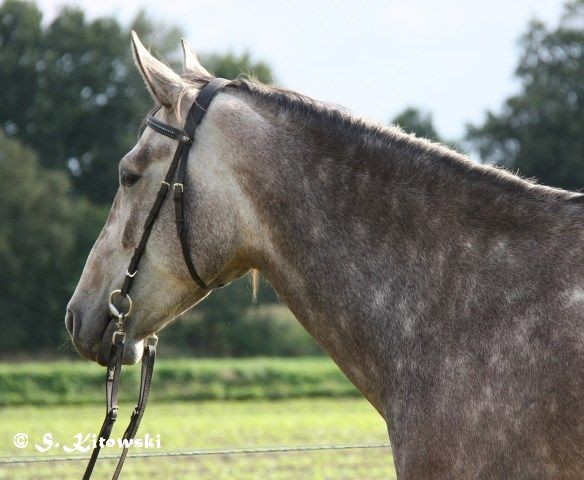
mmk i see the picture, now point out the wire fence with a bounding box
[0,443,391,466]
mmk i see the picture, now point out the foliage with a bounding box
[0,131,104,351]
[0,1,276,204]
[0,398,393,479]
[466,0,584,190]
[0,1,183,203]
[0,357,357,406]
[164,302,322,358]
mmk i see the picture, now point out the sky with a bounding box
[35,0,567,140]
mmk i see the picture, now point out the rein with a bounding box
[82,78,230,480]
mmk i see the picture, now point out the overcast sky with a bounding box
[36,0,566,140]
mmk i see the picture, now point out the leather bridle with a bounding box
[83,78,230,480]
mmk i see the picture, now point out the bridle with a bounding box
[83,78,230,480]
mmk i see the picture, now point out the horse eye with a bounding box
[121,172,141,187]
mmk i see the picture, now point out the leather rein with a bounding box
[82,78,230,480]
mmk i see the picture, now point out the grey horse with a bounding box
[66,33,584,479]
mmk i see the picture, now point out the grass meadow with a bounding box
[0,398,395,479]
[0,358,396,478]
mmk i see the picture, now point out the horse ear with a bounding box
[131,31,183,109]
[180,38,211,77]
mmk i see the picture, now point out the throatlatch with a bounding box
[82,78,230,480]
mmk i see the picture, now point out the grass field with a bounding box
[0,398,396,479]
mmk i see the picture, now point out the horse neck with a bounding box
[225,92,579,417]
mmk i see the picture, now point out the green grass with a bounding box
[0,398,396,479]
[0,357,360,406]
[0,359,396,478]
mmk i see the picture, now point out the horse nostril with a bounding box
[65,310,74,336]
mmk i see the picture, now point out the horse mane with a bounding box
[181,73,581,204]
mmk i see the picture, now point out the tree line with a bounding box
[0,0,582,356]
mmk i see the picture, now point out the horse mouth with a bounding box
[71,312,143,366]
[68,305,148,366]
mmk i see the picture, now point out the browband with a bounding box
[146,116,193,144]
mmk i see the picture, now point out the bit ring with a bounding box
[108,290,133,319]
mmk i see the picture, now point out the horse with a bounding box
[66,32,584,479]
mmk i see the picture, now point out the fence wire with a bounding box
[0,443,391,466]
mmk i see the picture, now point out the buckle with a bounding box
[112,330,126,345]
[125,269,137,278]
[173,183,183,193]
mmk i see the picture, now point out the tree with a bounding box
[466,0,584,190]
[0,1,184,204]
[0,131,106,351]
[0,1,277,204]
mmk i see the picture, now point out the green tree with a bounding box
[163,274,285,356]
[466,0,584,190]
[0,131,106,351]
[0,1,183,204]
[0,1,277,204]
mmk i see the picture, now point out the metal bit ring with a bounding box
[108,289,133,319]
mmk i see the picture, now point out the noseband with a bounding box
[83,78,230,480]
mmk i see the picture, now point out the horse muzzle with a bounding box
[65,307,142,366]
